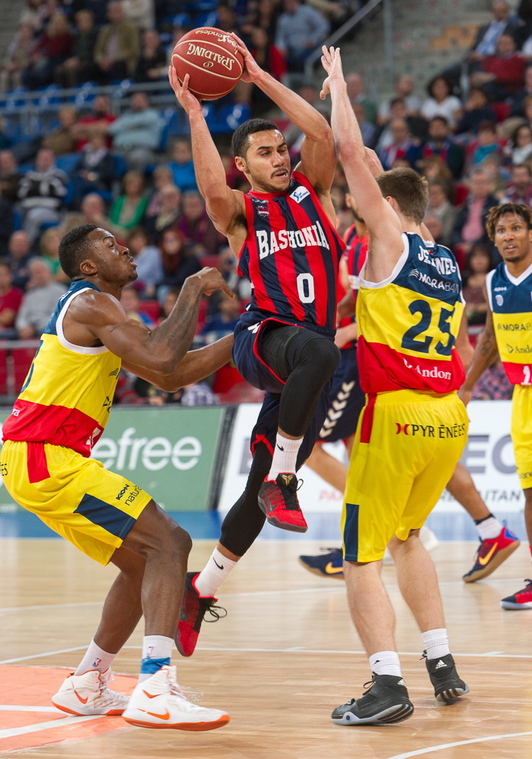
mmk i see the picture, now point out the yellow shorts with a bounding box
[511,384,532,490]
[342,389,468,562]
[1,440,152,565]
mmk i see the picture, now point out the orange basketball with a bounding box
[171,27,244,101]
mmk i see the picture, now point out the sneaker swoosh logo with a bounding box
[325,562,344,574]
[73,689,88,704]
[478,542,498,566]
[142,690,159,699]
[140,708,171,720]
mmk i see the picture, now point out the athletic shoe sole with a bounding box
[264,513,308,533]
[332,701,414,725]
[435,683,469,703]
[463,540,520,583]
[500,599,532,610]
[122,714,230,730]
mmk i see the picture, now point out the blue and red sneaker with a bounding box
[462,524,520,583]
[501,579,532,610]
[299,547,344,578]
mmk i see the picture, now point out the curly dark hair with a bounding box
[485,203,532,241]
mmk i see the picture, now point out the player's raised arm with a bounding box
[320,47,403,280]
[168,67,244,236]
[231,33,336,213]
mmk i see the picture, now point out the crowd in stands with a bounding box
[0,0,529,405]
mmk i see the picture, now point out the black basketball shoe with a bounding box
[331,674,414,725]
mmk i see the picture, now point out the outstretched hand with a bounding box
[320,45,343,100]
[230,32,262,83]
[168,66,202,114]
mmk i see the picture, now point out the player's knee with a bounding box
[306,338,341,378]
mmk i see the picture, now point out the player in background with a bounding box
[1,224,233,730]
[321,46,469,725]
[169,35,345,656]
[461,203,532,609]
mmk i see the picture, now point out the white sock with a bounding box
[422,628,450,660]
[476,515,503,540]
[139,635,173,683]
[268,433,302,480]
[75,639,116,675]
[369,651,402,677]
[195,547,237,598]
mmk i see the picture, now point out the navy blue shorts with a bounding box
[317,346,365,443]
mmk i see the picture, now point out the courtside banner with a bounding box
[0,406,226,512]
[217,400,522,514]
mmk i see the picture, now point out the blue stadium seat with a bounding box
[37,84,64,107]
[113,153,128,179]
[55,153,80,174]
[212,103,250,134]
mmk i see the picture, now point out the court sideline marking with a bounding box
[389,730,532,758]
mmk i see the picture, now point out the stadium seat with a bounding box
[212,103,251,134]
[55,153,80,174]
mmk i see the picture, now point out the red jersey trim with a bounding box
[2,399,104,457]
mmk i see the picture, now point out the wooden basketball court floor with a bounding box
[1,512,532,759]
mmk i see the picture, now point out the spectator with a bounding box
[107,91,163,171]
[450,167,499,264]
[470,32,526,100]
[346,72,378,125]
[509,63,532,116]
[0,260,23,338]
[146,165,175,216]
[245,0,280,41]
[166,138,197,192]
[22,11,73,89]
[465,120,506,169]
[175,190,226,256]
[352,102,378,148]
[201,291,242,342]
[420,155,456,202]
[109,170,149,233]
[126,226,163,299]
[421,116,465,179]
[157,226,201,302]
[54,9,98,88]
[15,257,66,338]
[424,179,457,248]
[500,162,532,204]
[93,0,140,83]
[120,283,155,327]
[377,117,422,171]
[41,106,78,156]
[7,231,33,291]
[144,183,182,242]
[0,151,21,206]
[462,242,494,326]
[420,75,463,129]
[122,0,155,31]
[468,1,519,60]
[60,192,117,237]
[0,192,13,257]
[506,121,532,164]
[377,74,422,125]
[72,95,117,151]
[134,29,166,83]
[39,226,69,284]
[375,97,427,151]
[0,23,35,93]
[274,0,329,76]
[19,0,47,33]
[69,0,109,28]
[455,86,497,136]
[71,132,116,204]
[247,26,287,114]
[17,148,68,244]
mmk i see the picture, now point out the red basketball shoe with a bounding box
[258,473,307,533]
[175,572,227,657]
[462,524,520,583]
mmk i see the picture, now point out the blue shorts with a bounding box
[317,346,365,443]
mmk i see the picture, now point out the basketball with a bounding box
[171,27,244,101]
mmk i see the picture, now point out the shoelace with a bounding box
[202,602,228,623]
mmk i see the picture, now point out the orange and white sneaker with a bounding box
[122,665,229,731]
[51,668,129,716]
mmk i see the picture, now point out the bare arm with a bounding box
[458,307,498,404]
[123,334,234,392]
[168,67,244,237]
[232,33,336,216]
[454,311,474,371]
[65,268,233,375]
[320,47,404,281]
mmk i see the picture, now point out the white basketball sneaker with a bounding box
[122,665,229,731]
[52,668,130,716]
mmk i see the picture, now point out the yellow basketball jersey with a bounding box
[357,233,465,394]
[2,281,121,456]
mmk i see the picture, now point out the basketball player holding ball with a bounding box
[168,33,344,657]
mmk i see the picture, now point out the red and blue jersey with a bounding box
[237,171,344,333]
